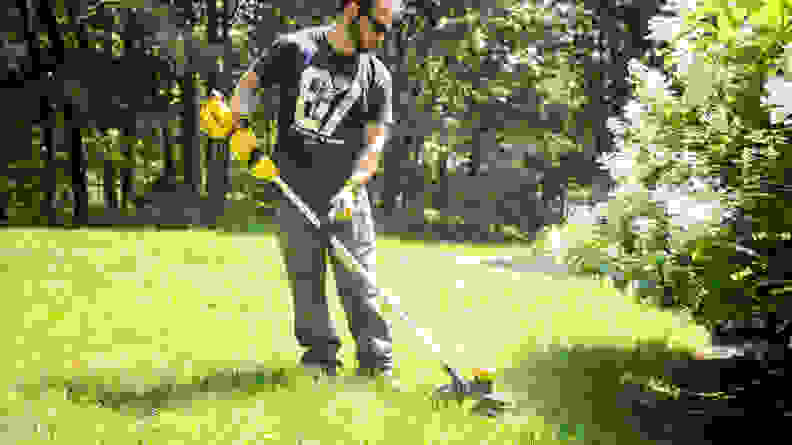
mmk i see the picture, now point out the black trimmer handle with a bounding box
[443,363,470,395]
[444,363,462,382]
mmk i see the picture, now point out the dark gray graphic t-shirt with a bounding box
[246,25,393,215]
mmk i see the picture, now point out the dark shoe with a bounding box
[299,356,343,378]
[356,338,393,371]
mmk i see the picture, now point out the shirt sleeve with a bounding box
[366,62,394,127]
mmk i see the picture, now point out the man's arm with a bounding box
[349,60,394,187]
[230,41,289,130]
[348,123,389,186]
[230,71,259,130]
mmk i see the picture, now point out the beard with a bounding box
[348,18,374,54]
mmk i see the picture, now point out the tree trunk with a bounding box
[34,0,61,224]
[542,168,568,225]
[0,193,7,222]
[120,125,136,208]
[219,0,232,200]
[19,0,39,79]
[118,12,137,208]
[182,70,201,195]
[0,176,8,222]
[436,166,448,213]
[205,0,218,196]
[162,123,175,178]
[66,4,88,224]
[68,109,88,224]
[207,0,219,64]
[380,16,418,216]
[39,118,57,224]
[93,6,117,211]
[221,0,235,97]
[103,156,117,209]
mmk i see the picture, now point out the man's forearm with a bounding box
[349,155,376,186]
[231,71,259,129]
[230,92,242,130]
[349,135,386,186]
[230,89,255,129]
[349,164,376,186]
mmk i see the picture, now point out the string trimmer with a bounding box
[259,160,515,417]
[200,92,514,417]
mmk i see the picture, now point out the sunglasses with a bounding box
[364,14,392,34]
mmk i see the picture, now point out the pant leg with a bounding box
[328,185,394,370]
[274,195,341,361]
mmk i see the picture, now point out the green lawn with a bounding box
[1,226,711,444]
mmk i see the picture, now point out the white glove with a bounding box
[329,178,363,221]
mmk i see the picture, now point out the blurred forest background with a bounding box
[1,0,641,237]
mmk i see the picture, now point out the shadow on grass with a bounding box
[12,364,300,419]
[503,338,787,444]
[11,338,783,443]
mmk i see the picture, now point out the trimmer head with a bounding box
[429,364,515,417]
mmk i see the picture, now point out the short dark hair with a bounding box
[338,0,404,24]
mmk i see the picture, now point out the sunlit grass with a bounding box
[1,227,709,444]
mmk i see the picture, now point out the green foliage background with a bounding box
[561,0,792,331]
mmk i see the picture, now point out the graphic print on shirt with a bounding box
[292,59,363,143]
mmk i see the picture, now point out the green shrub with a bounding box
[558,2,792,332]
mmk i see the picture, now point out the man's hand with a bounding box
[250,154,280,182]
[329,178,364,220]
[328,123,387,220]
[199,91,234,139]
[229,126,257,162]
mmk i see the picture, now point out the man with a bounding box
[229,0,401,383]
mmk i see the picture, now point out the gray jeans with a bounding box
[274,185,393,370]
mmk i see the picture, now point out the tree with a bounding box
[391,2,593,228]
[0,1,230,225]
[62,1,232,217]
[382,4,438,214]
[61,3,90,224]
